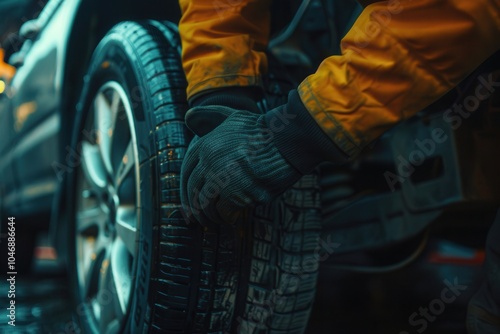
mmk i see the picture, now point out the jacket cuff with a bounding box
[189,86,262,114]
[265,90,349,174]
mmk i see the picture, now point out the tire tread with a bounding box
[105,20,321,334]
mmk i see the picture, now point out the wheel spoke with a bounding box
[110,238,133,316]
[81,141,108,193]
[115,139,135,189]
[78,234,108,300]
[115,206,137,255]
[95,91,118,175]
[96,240,132,333]
[110,88,121,117]
[97,249,116,333]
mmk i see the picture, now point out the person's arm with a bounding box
[180,0,500,225]
[295,0,500,158]
[178,0,271,100]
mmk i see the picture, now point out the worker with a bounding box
[178,0,500,332]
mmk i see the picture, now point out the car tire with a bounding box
[67,20,322,334]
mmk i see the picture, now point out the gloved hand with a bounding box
[181,90,349,225]
[181,106,301,225]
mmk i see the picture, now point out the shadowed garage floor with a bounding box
[0,233,481,334]
[0,249,71,334]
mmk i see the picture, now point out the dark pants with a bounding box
[467,211,500,333]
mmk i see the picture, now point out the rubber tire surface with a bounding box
[68,20,322,334]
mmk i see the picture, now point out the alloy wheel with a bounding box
[75,81,140,333]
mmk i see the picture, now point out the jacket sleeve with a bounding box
[298,0,500,157]
[179,0,271,99]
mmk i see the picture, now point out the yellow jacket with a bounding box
[179,0,500,157]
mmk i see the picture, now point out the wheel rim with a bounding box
[75,81,140,333]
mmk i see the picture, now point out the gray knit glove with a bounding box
[180,106,302,225]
